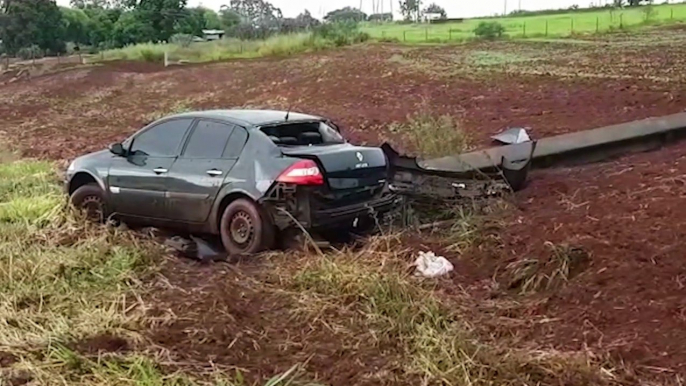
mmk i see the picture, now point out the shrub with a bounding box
[314,21,369,46]
[17,45,44,60]
[474,21,506,40]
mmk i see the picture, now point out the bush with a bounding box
[17,45,44,60]
[474,21,506,39]
[314,21,369,47]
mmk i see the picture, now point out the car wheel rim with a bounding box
[81,195,104,221]
[229,211,254,247]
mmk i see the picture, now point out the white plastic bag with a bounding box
[414,251,454,278]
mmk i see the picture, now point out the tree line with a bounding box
[0,0,321,56]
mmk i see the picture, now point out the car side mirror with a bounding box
[109,142,126,156]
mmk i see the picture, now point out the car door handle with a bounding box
[153,168,168,174]
[206,169,223,176]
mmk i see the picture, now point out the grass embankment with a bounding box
[363,2,686,42]
[0,156,306,385]
[0,156,175,385]
[97,27,368,64]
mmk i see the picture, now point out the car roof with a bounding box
[170,109,323,127]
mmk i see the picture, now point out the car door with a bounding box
[166,119,248,223]
[108,118,194,219]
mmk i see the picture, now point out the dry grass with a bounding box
[273,234,614,386]
[505,241,591,293]
[388,110,472,158]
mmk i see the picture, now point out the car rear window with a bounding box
[260,121,344,146]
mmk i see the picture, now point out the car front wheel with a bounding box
[70,183,108,222]
[220,198,274,256]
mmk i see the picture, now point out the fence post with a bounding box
[545,20,548,37]
[596,16,599,33]
[163,51,168,67]
[523,22,526,37]
[425,27,428,42]
[671,8,674,20]
[620,13,623,29]
[571,18,574,34]
[403,30,407,42]
[449,29,452,40]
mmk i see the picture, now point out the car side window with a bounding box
[183,120,235,159]
[130,118,193,157]
[223,127,248,159]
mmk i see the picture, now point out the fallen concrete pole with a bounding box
[384,112,686,193]
[421,111,686,173]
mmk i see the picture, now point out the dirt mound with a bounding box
[102,60,169,73]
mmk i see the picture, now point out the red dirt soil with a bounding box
[144,258,404,386]
[3,35,686,380]
[451,141,686,378]
[0,43,684,160]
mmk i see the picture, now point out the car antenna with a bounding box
[285,104,292,121]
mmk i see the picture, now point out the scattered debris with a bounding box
[163,234,227,262]
[414,251,454,278]
[491,127,531,145]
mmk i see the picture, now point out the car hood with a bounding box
[68,149,115,173]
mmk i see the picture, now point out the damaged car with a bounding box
[65,110,401,255]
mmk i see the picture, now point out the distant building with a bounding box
[422,13,443,22]
[202,30,225,41]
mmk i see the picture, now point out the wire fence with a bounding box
[369,6,685,42]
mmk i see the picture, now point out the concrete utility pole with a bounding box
[503,0,507,15]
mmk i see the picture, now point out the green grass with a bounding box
[363,3,686,42]
[0,156,307,385]
[97,33,336,64]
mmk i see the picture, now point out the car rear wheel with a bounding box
[70,183,108,222]
[220,198,274,256]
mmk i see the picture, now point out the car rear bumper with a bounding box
[262,182,401,231]
[310,194,402,229]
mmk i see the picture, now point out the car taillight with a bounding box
[276,159,324,185]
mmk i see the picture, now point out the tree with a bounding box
[126,0,188,42]
[0,0,66,55]
[423,3,446,18]
[61,6,90,45]
[399,0,421,21]
[203,7,220,29]
[324,6,366,22]
[280,10,319,33]
[83,6,118,47]
[219,5,240,29]
[228,0,281,25]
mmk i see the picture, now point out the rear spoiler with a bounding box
[381,140,537,192]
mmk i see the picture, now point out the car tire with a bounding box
[70,183,108,222]
[220,198,274,256]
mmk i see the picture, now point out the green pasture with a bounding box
[362,3,686,42]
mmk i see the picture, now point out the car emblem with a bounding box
[356,152,364,162]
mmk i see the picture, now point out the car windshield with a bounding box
[260,121,345,146]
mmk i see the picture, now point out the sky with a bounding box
[54,0,622,18]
